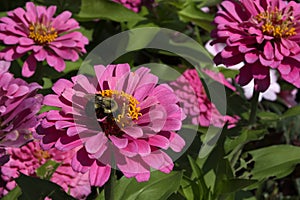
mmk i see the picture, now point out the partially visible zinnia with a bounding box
[0,2,88,77]
[211,0,300,92]
[206,40,281,101]
[113,0,154,12]
[170,69,238,128]
[36,64,185,186]
[0,61,42,147]
[0,140,91,199]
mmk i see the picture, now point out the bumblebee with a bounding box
[85,94,118,119]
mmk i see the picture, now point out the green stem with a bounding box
[105,168,116,200]
[249,90,260,125]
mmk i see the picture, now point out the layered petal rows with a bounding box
[37,64,186,186]
[211,0,300,91]
[0,2,88,77]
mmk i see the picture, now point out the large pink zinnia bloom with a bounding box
[170,69,238,128]
[0,61,42,148]
[0,140,91,199]
[0,2,88,77]
[36,64,185,186]
[211,0,300,92]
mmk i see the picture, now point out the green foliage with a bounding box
[112,171,183,200]
[76,0,145,22]
[36,160,61,180]
[248,145,300,180]
[15,174,76,200]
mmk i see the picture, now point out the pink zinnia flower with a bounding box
[0,140,91,199]
[36,64,185,186]
[113,0,154,12]
[205,41,281,101]
[0,61,42,147]
[170,69,238,128]
[0,2,88,77]
[211,0,300,92]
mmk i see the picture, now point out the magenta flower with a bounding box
[212,0,300,92]
[36,64,185,186]
[0,61,42,147]
[0,2,88,77]
[170,69,238,128]
[113,0,154,12]
[0,140,91,199]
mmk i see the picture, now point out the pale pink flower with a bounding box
[170,69,239,128]
[0,2,88,77]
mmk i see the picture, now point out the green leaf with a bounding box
[178,3,214,31]
[16,173,76,200]
[1,186,22,200]
[36,160,61,180]
[38,105,60,114]
[257,111,280,121]
[281,105,300,119]
[225,129,266,154]
[76,0,145,22]
[42,77,53,89]
[248,145,300,180]
[217,179,257,194]
[218,67,240,79]
[113,171,182,200]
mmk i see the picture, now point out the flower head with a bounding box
[0,2,88,77]
[170,69,238,128]
[0,140,91,199]
[212,0,300,92]
[0,61,42,148]
[37,64,185,186]
[206,40,281,101]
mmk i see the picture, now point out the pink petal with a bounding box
[22,54,36,77]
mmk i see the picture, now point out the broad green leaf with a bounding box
[281,105,300,119]
[1,186,22,200]
[217,179,257,194]
[36,160,61,180]
[113,171,182,200]
[16,173,76,200]
[76,0,145,22]
[257,111,280,121]
[248,145,300,180]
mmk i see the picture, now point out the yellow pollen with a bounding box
[33,149,51,161]
[28,23,57,44]
[99,89,142,127]
[255,7,297,38]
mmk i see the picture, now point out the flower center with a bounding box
[86,90,142,136]
[33,149,51,161]
[255,7,296,38]
[28,23,58,44]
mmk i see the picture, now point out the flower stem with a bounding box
[249,90,260,124]
[105,168,116,200]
